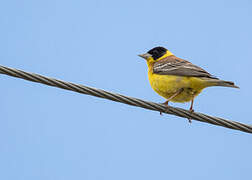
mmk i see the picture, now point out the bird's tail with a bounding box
[205,79,239,88]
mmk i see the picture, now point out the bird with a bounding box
[138,46,239,122]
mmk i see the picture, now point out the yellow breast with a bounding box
[147,63,207,103]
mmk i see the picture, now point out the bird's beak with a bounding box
[138,53,152,60]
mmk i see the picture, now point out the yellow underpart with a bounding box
[146,51,210,103]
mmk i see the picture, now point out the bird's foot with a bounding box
[189,109,194,113]
[160,101,169,115]
[187,108,194,123]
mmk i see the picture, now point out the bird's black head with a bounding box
[147,47,167,60]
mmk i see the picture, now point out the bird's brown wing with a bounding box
[153,55,218,79]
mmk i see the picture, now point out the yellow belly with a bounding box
[148,72,208,103]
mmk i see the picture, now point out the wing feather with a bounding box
[153,56,218,79]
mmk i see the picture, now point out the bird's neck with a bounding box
[156,51,174,61]
[147,52,174,73]
[147,61,154,74]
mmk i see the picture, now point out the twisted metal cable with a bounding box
[0,65,251,134]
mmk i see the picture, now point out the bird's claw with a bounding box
[187,108,194,123]
[189,109,194,113]
[160,101,169,116]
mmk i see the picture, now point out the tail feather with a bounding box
[206,79,239,88]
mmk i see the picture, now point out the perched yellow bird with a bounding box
[139,46,238,117]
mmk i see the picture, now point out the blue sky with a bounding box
[1,0,251,179]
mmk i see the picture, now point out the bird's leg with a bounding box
[160,101,168,115]
[187,98,194,123]
[160,88,184,115]
[189,98,194,112]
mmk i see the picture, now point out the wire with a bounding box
[0,65,251,134]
